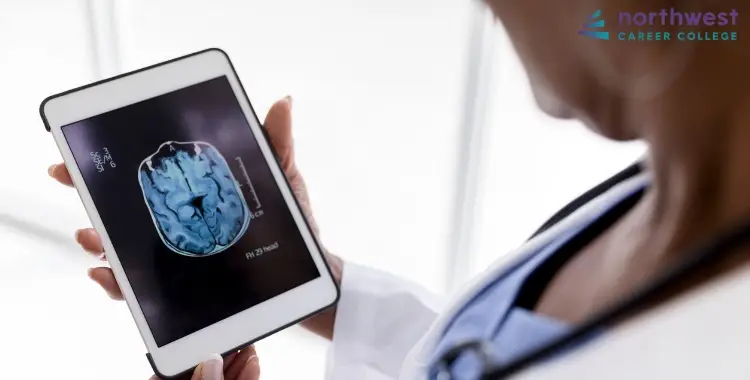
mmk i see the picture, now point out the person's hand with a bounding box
[147,348,259,380]
[48,96,344,339]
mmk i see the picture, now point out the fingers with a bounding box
[262,97,320,236]
[87,267,124,300]
[223,350,240,370]
[48,163,74,187]
[75,227,120,300]
[288,171,320,236]
[75,228,105,258]
[225,346,259,380]
[152,350,258,380]
[237,355,260,380]
[192,354,224,380]
[263,96,295,173]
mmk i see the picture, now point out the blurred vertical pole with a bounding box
[84,0,122,79]
[445,1,496,292]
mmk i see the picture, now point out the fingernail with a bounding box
[284,95,293,108]
[74,229,82,242]
[201,354,223,380]
[48,164,56,177]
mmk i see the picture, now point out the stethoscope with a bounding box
[433,215,750,380]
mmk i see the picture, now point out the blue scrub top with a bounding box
[428,180,647,380]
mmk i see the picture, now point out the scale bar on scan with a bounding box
[234,156,262,209]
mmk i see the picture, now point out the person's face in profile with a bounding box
[483,0,718,141]
[484,0,581,120]
[484,0,592,120]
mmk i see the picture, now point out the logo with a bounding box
[579,10,609,40]
[577,8,739,41]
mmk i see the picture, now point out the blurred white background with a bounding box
[0,0,643,379]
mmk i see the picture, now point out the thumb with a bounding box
[192,354,223,380]
[263,96,295,172]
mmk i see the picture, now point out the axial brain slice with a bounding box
[138,141,250,257]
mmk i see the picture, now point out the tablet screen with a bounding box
[61,76,321,347]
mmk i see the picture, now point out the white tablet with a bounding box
[40,48,339,378]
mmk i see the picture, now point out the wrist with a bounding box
[300,251,343,340]
[327,252,344,285]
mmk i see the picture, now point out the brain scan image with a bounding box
[138,141,250,257]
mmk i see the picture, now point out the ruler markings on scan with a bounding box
[235,157,262,209]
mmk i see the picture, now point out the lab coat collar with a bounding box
[512,260,750,379]
[399,172,652,378]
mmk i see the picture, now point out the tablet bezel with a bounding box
[40,48,340,377]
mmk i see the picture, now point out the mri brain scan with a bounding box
[138,141,250,257]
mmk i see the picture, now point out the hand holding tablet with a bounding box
[42,49,340,378]
[147,350,259,380]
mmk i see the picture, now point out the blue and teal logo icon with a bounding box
[579,10,610,40]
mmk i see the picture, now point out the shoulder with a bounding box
[497,167,651,271]
[529,161,644,238]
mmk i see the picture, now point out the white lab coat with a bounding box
[324,171,750,379]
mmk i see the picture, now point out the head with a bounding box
[484,0,750,142]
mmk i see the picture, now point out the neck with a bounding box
[617,4,750,258]
[638,73,750,259]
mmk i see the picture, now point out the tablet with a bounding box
[40,48,340,378]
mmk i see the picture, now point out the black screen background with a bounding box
[62,76,320,346]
